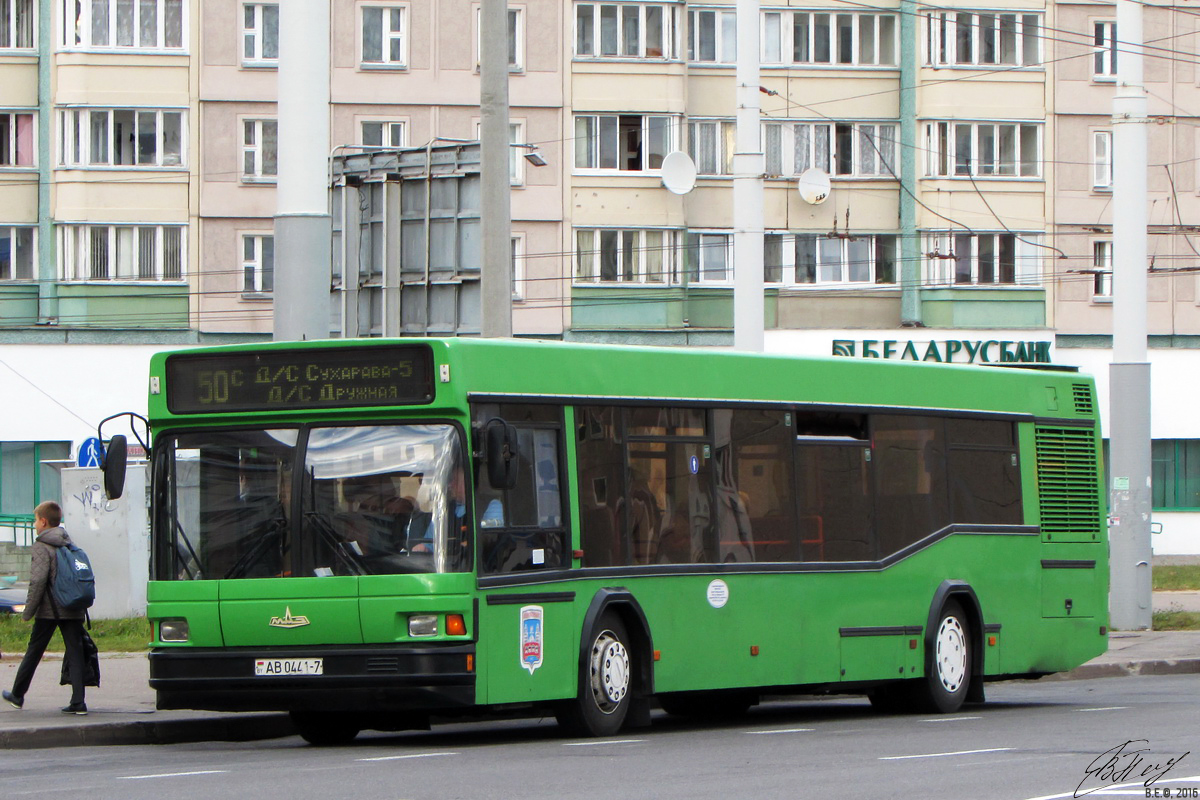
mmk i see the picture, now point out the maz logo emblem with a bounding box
[269,607,310,629]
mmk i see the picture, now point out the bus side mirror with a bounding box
[102,435,128,500]
[485,421,519,491]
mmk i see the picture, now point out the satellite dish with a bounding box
[660,151,697,195]
[798,168,831,205]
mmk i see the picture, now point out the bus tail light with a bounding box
[466,654,475,672]
[409,615,438,637]
[160,618,189,642]
[446,614,466,636]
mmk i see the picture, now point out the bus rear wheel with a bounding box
[291,711,361,746]
[914,599,971,714]
[557,612,632,737]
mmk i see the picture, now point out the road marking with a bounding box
[118,771,229,780]
[919,716,982,723]
[880,747,1012,761]
[563,739,644,747]
[1076,706,1128,712]
[1020,775,1200,800]
[745,728,815,735]
[356,752,458,762]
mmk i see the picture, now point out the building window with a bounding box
[764,10,896,66]
[763,120,897,178]
[574,113,674,171]
[242,118,277,181]
[59,224,185,281]
[1094,21,1117,78]
[0,111,34,166]
[923,121,1040,177]
[1093,130,1112,190]
[361,4,406,67]
[62,0,184,49]
[765,233,896,285]
[1,0,34,47]
[688,119,734,176]
[924,231,1041,286]
[511,233,524,298]
[688,7,735,63]
[683,231,732,282]
[574,228,673,283]
[925,11,1040,67]
[0,226,35,280]
[1092,240,1112,298]
[242,3,278,65]
[475,6,522,70]
[0,442,71,517]
[242,233,273,294]
[1150,440,1200,509]
[476,120,525,185]
[59,108,184,168]
[361,120,406,147]
[575,2,677,59]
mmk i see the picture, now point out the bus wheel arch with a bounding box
[557,589,653,736]
[918,581,985,712]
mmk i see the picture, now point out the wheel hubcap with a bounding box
[588,631,630,714]
[935,615,967,693]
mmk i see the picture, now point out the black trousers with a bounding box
[11,617,86,706]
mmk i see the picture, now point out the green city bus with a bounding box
[136,338,1107,744]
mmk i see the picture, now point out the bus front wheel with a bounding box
[915,599,971,714]
[291,711,361,746]
[557,612,633,737]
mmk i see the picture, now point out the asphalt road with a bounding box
[2,674,1198,800]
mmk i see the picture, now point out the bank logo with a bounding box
[832,340,856,357]
[520,605,544,675]
[269,607,310,629]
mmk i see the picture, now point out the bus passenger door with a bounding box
[472,403,576,704]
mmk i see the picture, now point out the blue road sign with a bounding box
[78,437,104,468]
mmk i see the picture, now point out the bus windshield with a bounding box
[154,423,470,580]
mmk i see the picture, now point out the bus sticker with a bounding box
[520,606,544,674]
[707,580,729,609]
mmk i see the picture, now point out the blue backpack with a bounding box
[51,543,96,612]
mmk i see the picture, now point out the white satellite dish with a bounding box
[660,151,697,195]
[797,168,832,205]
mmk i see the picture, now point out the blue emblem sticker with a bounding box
[520,605,544,675]
[689,455,699,474]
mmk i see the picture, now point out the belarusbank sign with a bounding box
[830,338,1053,364]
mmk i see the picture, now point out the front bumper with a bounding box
[150,642,476,713]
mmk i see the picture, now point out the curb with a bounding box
[0,713,295,750]
[1047,658,1200,681]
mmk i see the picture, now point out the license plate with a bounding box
[254,658,323,676]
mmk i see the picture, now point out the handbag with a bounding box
[60,628,101,688]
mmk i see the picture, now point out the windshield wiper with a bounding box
[223,512,289,579]
[303,511,368,576]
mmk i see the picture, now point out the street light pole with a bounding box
[1108,0,1152,630]
[479,0,513,338]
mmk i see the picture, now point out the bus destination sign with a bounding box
[164,346,435,413]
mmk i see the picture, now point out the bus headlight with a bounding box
[408,615,438,637]
[159,619,189,642]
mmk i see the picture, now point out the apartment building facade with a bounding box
[2,0,1199,546]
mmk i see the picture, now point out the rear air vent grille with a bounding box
[1035,426,1101,542]
[1072,383,1095,417]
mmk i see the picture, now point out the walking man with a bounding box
[2,501,89,715]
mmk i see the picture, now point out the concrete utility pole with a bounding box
[274,0,331,341]
[732,0,764,351]
[479,0,513,338]
[1108,0,1152,630]
[898,0,920,326]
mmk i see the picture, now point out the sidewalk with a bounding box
[1,620,1198,749]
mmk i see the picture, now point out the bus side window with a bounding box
[716,408,798,563]
[873,415,950,557]
[946,418,1022,524]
